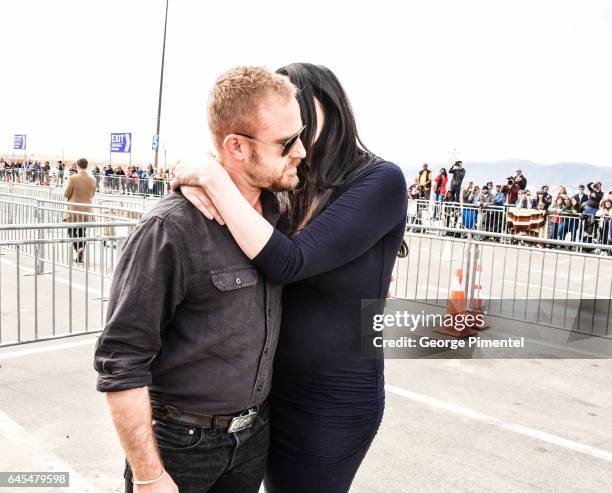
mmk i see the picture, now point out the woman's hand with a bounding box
[169,154,227,191]
[170,154,229,224]
[181,186,224,225]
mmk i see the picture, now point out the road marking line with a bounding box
[0,409,99,492]
[385,384,612,463]
[0,337,98,360]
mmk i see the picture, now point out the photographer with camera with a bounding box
[502,176,520,204]
[448,160,465,202]
[514,169,528,190]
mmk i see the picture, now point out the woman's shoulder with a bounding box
[350,160,407,188]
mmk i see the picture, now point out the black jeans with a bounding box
[124,402,269,493]
[67,227,86,252]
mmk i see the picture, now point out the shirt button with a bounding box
[235,278,242,285]
[188,429,194,435]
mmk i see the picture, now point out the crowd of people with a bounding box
[409,161,612,249]
[2,156,611,249]
[0,158,170,197]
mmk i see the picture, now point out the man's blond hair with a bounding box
[208,66,296,150]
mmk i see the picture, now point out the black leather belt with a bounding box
[151,400,266,433]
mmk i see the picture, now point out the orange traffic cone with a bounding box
[468,264,489,330]
[434,269,478,338]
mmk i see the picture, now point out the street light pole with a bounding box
[153,0,169,169]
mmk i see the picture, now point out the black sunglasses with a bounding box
[236,125,306,157]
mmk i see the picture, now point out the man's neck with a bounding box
[221,159,263,214]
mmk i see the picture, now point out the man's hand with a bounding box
[106,388,166,492]
[133,473,178,493]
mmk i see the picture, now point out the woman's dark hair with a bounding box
[440,168,447,176]
[275,63,379,235]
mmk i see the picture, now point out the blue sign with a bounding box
[152,134,159,151]
[14,134,27,150]
[110,133,132,153]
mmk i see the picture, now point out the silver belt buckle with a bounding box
[228,408,257,433]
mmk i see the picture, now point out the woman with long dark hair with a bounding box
[171,63,407,493]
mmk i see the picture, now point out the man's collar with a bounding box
[260,190,281,227]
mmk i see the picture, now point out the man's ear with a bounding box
[222,135,247,161]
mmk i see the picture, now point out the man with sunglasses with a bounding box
[95,66,306,493]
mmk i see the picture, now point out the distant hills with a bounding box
[400,159,612,192]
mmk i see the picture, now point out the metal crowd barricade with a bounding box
[0,170,170,199]
[0,225,137,347]
[0,180,163,212]
[0,221,137,275]
[407,198,612,252]
[391,223,612,338]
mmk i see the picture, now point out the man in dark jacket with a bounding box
[448,161,465,202]
[94,66,305,493]
[514,169,527,190]
[573,184,588,205]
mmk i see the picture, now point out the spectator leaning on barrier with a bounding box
[477,185,496,232]
[494,184,505,205]
[596,199,612,249]
[514,189,530,209]
[556,186,568,200]
[548,196,565,241]
[63,157,97,263]
[540,185,552,208]
[448,160,465,202]
[462,181,475,203]
[573,184,588,205]
[462,185,480,229]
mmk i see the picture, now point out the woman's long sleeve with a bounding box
[253,162,407,284]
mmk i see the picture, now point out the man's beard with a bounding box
[246,149,300,192]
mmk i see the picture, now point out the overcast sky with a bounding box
[1,0,611,168]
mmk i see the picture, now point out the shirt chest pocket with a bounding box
[208,265,258,334]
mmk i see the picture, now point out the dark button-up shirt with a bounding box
[94,191,282,415]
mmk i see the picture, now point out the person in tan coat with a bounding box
[64,158,97,263]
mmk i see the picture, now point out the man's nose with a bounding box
[290,137,307,160]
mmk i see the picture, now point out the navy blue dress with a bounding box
[253,162,407,493]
